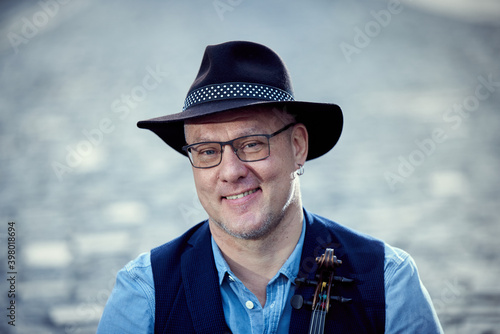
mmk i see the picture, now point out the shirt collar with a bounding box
[211,216,306,286]
[211,235,232,285]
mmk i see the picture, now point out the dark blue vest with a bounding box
[151,209,385,333]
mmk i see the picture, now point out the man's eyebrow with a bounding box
[191,127,262,143]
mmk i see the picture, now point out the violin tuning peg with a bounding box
[294,277,318,286]
[330,295,352,303]
[333,275,354,283]
[291,294,314,310]
[291,295,304,310]
[294,277,306,286]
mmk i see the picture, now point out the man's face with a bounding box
[184,107,308,240]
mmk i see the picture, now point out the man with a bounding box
[97,41,443,333]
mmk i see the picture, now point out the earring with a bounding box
[297,164,304,176]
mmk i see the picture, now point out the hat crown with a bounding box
[187,41,294,98]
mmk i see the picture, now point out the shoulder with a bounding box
[307,210,415,278]
[383,243,418,288]
[151,221,209,258]
[306,210,412,273]
[303,209,385,282]
[117,221,209,286]
[149,220,212,289]
[97,252,155,333]
[384,243,411,270]
[150,221,209,272]
[383,244,444,333]
[305,209,384,250]
[116,251,155,306]
[125,250,152,271]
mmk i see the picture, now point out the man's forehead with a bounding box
[186,107,278,125]
[184,107,284,141]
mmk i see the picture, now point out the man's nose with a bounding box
[218,145,248,182]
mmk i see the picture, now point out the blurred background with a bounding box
[1,0,499,333]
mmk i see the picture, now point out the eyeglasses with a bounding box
[182,122,297,169]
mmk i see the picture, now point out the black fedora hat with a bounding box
[137,41,343,160]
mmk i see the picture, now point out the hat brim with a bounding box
[137,100,343,161]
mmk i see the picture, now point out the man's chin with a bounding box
[210,215,277,241]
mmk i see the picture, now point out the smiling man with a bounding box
[97,41,443,333]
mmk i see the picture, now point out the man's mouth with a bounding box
[224,188,259,200]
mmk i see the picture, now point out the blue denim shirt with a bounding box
[97,223,443,333]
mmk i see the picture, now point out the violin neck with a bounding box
[308,309,327,334]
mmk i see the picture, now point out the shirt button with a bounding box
[228,275,235,282]
[245,301,254,309]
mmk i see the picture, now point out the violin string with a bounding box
[309,310,317,334]
[309,306,320,334]
[309,310,328,334]
[309,309,316,334]
[320,310,326,334]
[309,302,328,334]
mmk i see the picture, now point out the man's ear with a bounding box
[291,123,308,165]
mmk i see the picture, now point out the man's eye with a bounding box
[200,149,217,156]
[195,145,220,156]
[242,141,265,151]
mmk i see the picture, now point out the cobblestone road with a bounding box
[1,0,499,333]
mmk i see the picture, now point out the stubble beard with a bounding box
[210,209,287,240]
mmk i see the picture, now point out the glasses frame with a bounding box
[182,122,298,169]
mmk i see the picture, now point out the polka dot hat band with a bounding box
[183,82,294,111]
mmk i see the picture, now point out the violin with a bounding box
[291,248,354,334]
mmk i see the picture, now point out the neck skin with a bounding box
[209,195,303,307]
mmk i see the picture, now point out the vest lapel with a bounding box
[181,222,230,333]
[289,211,325,333]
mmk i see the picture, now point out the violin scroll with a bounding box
[316,248,341,270]
[291,248,354,310]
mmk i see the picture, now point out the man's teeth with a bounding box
[226,189,258,200]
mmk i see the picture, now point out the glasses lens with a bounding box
[234,135,270,162]
[188,143,222,168]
